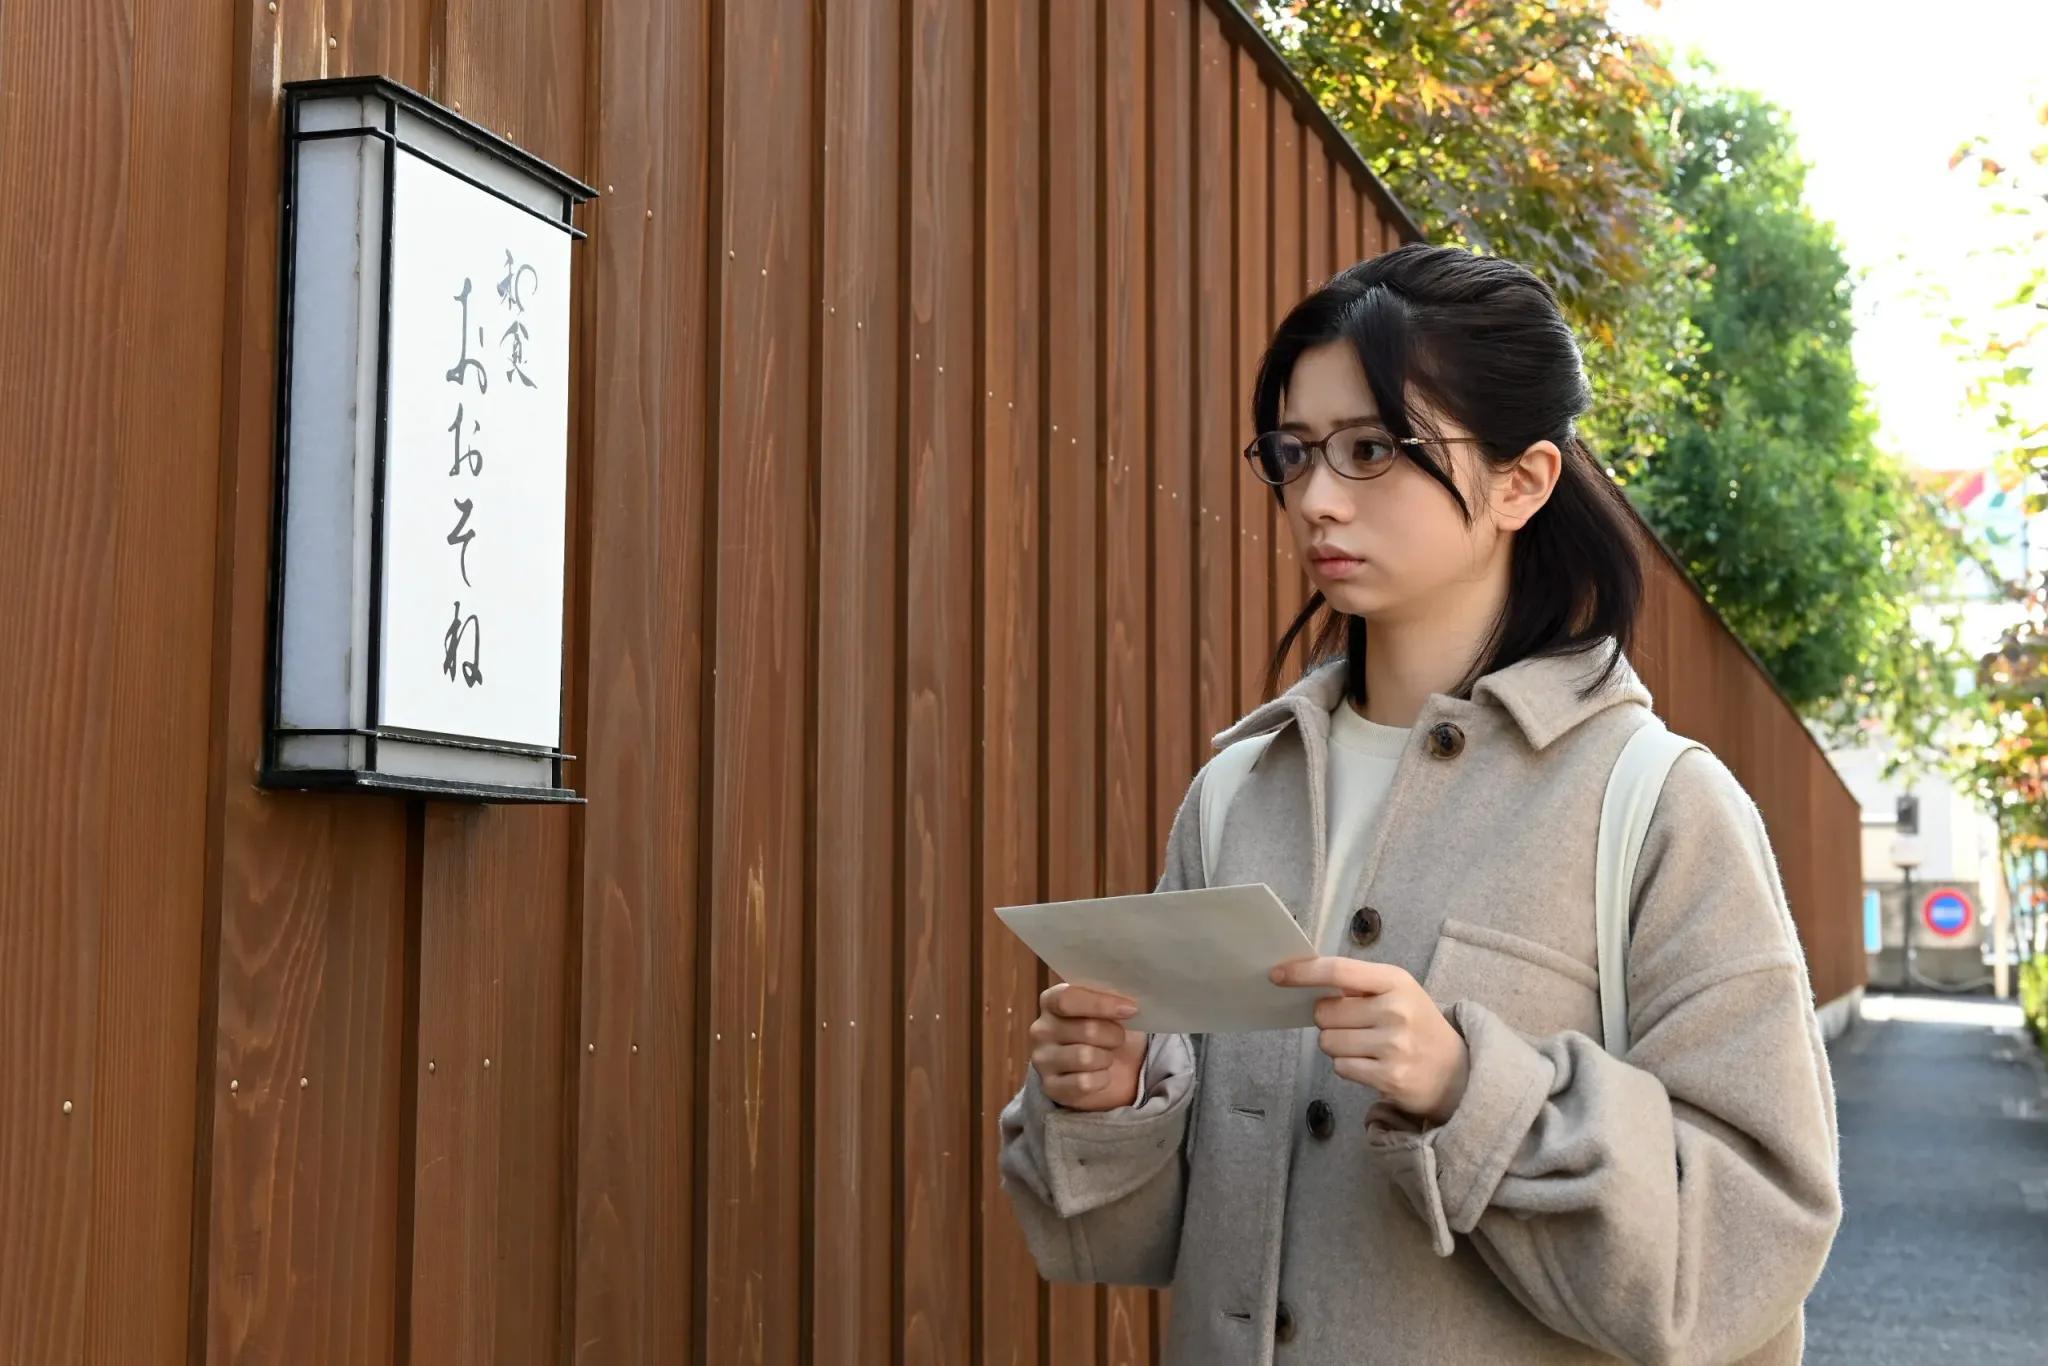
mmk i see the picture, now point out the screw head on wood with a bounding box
[62,1100,73,1114]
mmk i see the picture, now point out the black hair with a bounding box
[1250,242,1644,705]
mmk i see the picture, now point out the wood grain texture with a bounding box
[408,7,586,1363]
[1268,101,1304,686]
[976,0,1047,1361]
[1194,7,1239,747]
[701,0,815,1359]
[569,0,712,1361]
[1101,2,1155,1360]
[85,0,233,1360]
[409,807,572,1366]
[1294,108,1335,690]
[899,0,977,1361]
[1304,127,1332,294]
[1233,50,1275,713]
[193,6,425,1364]
[569,0,712,1359]
[1150,0,1197,857]
[1334,178,1359,275]
[1042,0,1107,1355]
[0,5,1862,1365]
[813,0,904,1360]
[0,0,131,1359]
[1145,12,1198,1350]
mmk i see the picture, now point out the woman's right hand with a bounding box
[1030,982,1148,1111]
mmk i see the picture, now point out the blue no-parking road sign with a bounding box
[1921,889,1973,938]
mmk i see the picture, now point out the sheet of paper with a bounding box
[995,883,1331,1034]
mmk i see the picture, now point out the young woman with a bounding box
[998,245,1842,1364]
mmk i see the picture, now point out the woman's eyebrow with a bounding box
[1278,414,1381,434]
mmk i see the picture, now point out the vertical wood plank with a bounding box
[1194,7,1238,747]
[75,0,234,1360]
[1232,49,1273,711]
[1268,100,1303,688]
[703,0,814,1359]
[569,0,715,1362]
[1148,9,1198,1347]
[1295,121,1334,678]
[1334,176,1359,275]
[193,5,427,1361]
[814,0,903,1360]
[1304,132,1331,293]
[412,810,574,1366]
[410,7,588,1362]
[1150,0,1195,858]
[0,0,129,1358]
[325,0,436,87]
[1042,0,1104,1354]
[439,0,586,172]
[978,0,1046,1359]
[901,0,977,1361]
[572,1,712,1362]
[1101,2,1153,1357]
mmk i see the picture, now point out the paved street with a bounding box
[1807,994,2048,1364]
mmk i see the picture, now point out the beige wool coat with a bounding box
[998,643,1842,1364]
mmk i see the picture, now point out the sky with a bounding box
[1611,0,2047,473]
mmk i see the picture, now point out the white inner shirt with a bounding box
[1290,693,1410,1162]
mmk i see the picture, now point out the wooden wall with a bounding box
[1633,544,1869,1010]
[0,1,1858,1364]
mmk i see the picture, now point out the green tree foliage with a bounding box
[1253,3,1969,743]
[1251,0,1701,465]
[1633,86,1969,732]
[1948,109,2048,508]
[1942,111,2048,855]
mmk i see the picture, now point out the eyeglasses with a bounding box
[1241,423,1489,487]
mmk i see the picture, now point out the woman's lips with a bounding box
[1309,553,1365,579]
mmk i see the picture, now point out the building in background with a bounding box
[1829,743,2004,991]
[1824,461,2045,994]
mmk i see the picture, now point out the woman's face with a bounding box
[1273,340,1527,626]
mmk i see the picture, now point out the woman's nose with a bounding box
[1294,459,1353,521]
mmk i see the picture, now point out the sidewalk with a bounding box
[1807,994,2048,1364]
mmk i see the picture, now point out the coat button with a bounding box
[1306,1098,1335,1140]
[1348,905,1382,948]
[1275,1299,1297,1343]
[1426,721,1466,759]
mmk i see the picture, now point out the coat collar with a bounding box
[1209,637,1652,754]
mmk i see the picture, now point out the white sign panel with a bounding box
[379,149,571,748]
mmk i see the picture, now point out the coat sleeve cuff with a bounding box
[1016,1033,1195,1219]
[1362,1001,1554,1254]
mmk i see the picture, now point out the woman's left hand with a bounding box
[1269,956,1471,1123]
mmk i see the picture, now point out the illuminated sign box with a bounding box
[265,77,594,802]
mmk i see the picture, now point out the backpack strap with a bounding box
[1200,730,1279,886]
[1595,719,1703,1055]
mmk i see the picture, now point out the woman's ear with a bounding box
[1494,440,1562,531]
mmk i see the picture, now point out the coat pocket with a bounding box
[1418,916,1601,1042]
